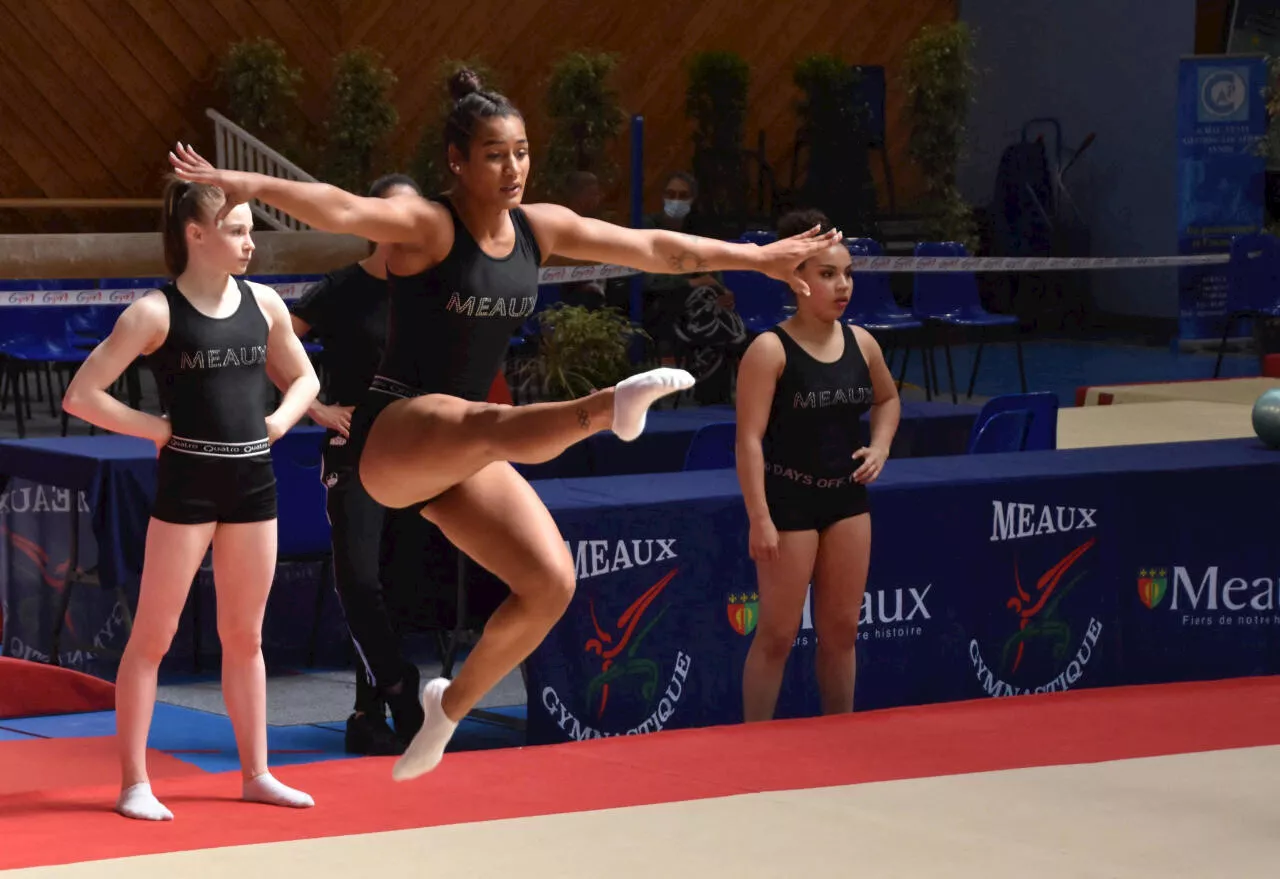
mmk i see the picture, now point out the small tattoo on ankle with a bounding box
[577,407,590,429]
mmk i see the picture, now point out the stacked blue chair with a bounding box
[0,282,96,438]
[912,242,1027,403]
[966,391,1059,453]
[682,421,737,471]
[1213,233,1280,377]
[844,238,924,393]
[969,410,1033,454]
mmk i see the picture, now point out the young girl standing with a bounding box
[735,208,901,722]
[63,177,320,820]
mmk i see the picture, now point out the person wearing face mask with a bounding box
[735,207,900,724]
[642,172,746,403]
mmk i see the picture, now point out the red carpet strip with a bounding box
[1,676,1278,871]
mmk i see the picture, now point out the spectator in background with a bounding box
[643,171,746,404]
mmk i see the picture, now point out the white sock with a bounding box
[611,368,696,442]
[392,677,458,781]
[116,782,173,821]
[242,772,315,809]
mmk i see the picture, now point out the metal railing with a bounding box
[205,108,316,231]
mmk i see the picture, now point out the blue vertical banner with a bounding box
[1176,55,1269,343]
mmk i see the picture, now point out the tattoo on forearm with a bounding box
[665,234,709,273]
[577,407,590,429]
[668,250,709,273]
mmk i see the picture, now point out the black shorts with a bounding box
[349,377,446,514]
[764,472,870,533]
[151,446,277,525]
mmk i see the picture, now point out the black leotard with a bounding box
[762,323,875,532]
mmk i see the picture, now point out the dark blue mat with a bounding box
[0,704,352,772]
[0,727,37,741]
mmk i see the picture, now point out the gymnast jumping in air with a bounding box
[169,69,842,781]
[63,177,321,819]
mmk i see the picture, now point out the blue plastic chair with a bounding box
[682,421,737,471]
[969,392,1059,452]
[912,242,1027,403]
[0,299,93,438]
[720,270,791,333]
[968,409,1033,454]
[844,238,923,392]
[1214,233,1280,377]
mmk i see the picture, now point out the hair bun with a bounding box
[448,68,484,102]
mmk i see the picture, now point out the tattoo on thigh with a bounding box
[577,407,590,429]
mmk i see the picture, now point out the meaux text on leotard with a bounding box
[374,196,541,402]
[762,324,875,486]
[146,278,271,457]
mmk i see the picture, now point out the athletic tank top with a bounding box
[762,324,875,481]
[374,196,541,402]
[147,278,271,456]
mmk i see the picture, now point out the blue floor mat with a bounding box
[0,704,351,772]
[0,727,37,741]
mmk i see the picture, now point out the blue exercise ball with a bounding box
[1253,389,1280,448]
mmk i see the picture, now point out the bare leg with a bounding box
[812,514,872,715]
[116,519,215,820]
[361,368,692,509]
[742,530,820,723]
[210,520,313,808]
[210,521,275,781]
[392,462,575,780]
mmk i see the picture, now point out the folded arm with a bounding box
[258,285,320,439]
[62,295,172,443]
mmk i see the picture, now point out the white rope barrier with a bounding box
[846,254,1230,272]
[0,252,1235,308]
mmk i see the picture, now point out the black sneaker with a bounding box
[344,710,405,756]
[386,663,425,746]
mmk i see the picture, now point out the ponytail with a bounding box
[160,175,223,276]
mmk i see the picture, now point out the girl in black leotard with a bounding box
[169,69,841,780]
[735,208,901,723]
[63,178,320,820]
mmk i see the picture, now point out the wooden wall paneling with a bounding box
[119,0,217,79]
[32,0,190,149]
[0,3,142,192]
[0,0,955,232]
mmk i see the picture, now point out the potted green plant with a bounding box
[410,58,504,195]
[540,50,627,197]
[794,53,877,237]
[322,46,399,194]
[686,50,751,238]
[902,22,979,248]
[510,304,647,402]
[215,37,306,161]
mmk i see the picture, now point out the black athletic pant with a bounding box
[322,436,410,712]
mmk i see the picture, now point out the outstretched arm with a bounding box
[168,144,447,246]
[524,203,842,297]
[63,295,173,448]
